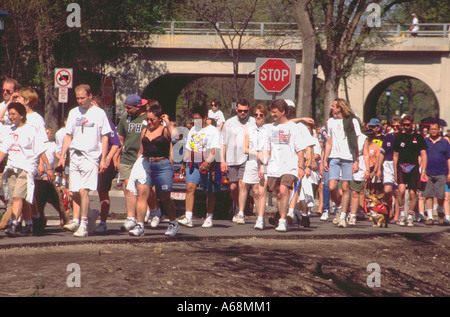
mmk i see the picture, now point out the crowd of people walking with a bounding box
[1,77,449,238]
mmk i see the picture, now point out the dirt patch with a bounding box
[0,233,448,297]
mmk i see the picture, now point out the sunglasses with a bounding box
[402,123,412,127]
[237,109,249,113]
[254,113,265,118]
[2,89,13,94]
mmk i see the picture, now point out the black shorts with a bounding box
[397,164,420,191]
[97,160,116,192]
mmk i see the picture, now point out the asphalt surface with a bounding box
[0,189,449,248]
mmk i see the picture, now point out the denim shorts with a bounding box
[328,158,353,181]
[138,158,173,192]
[185,162,221,193]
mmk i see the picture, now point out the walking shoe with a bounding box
[332,213,341,225]
[320,210,329,221]
[338,218,347,228]
[444,216,450,226]
[407,217,414,227]
[275,219,288,232]
[236,214,245,224]
[63,221,79,232]
[254,218,265,230]
[5,222,19,237]
[144,209,151,223]
[398,217,406,226]
[348,217,356,226]
[202,218,213,228]
[165,221,179,236]
[73,225,88,237]
[94,222,108,234]
[179,217,193,228]
[120,218,137,231]
[425,218,434,225]
[416,212,426,223]
[18,224,33,237]
[150,208,162,228]
[301,215,310,228]
[129,224,144,236]
[286,210,294,225]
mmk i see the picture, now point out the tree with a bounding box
[185,0,261,103]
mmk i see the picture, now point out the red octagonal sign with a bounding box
[258,58,291,93]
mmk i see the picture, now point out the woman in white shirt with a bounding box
[0,103,54,237]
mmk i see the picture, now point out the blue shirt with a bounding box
[425,137,450,175]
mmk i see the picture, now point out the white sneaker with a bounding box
[73,224,88,237]
[94,222,107,234]
[144,210,151,223]
[129,224,144,236]
[150,208,162,228]
[63,221,79,232]
[121,218,137,231]
[254,218,265,230]
[332,213,341,225]
[348,217,356,226]
[236,214,245,224]
[179,217,193,228]
[286,210,294,224]
[202,218,213,228]
[415,212,425,223]
[165,221,179,236]
[275,219,288,232]
[338,218,347,228]
[320,210,329,221]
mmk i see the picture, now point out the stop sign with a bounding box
[258,59,291,93]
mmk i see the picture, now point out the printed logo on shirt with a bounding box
[127,123,144,134]
[400,142,405,147]
[272,130,290,144]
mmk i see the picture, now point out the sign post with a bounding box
[254,58,296,101]
[55,68,73,122]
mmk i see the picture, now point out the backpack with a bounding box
[343,113,360,161]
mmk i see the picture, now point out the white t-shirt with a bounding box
[26,111,48,143]
[221,115,255,166]
[186,124,220,163]
[207,109,225,127]
[0,123,47,174]
[265,120,309,178]
[65,105,111,163]
[44,141,58,169]
[55,127,67,154]
[353,134,368,182]
[412,17,419,32]
[327,117,362,161]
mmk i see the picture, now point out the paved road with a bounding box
[0,191,449,248]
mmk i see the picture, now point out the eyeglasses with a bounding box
[254,113,265,118]
[392,125,401,128]
[237,109,249,113]
[2,89,13,94]
[402,123,412,127]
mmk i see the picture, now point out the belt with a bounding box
[143,157,168,162]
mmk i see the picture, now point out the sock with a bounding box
[81,217,88,226]
[399,206,405,218]
[238,211,244,217]
[426,209,433,219]
[137,222,144,228]
[185,211,193,219]
[127,217,136,222]
[350,213,356,219]
[445,215,450,221]
[407,210,413,220]
[257,216,264,221]
[206,213,213,220]
[288,208,294,214]
[340,212,347,220]
[433,204,438,212]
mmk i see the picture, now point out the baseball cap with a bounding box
[125,94,148,107]
[368,118,381,126]
[285,99,295,107]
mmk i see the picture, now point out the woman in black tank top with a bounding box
[129,104,179,237]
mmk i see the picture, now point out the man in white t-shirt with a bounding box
[410,13,419,37]
[57,84,111,237]
[263,99,310,232]
[221,99,255,221]
[324,98,362,228]
[0,78,20,125]
[207,99,226,131]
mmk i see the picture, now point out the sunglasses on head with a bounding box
[237,109,249,113]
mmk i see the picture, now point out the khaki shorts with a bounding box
[119,163,133,181]
[7,169,28,200]
[267,174,297,192]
